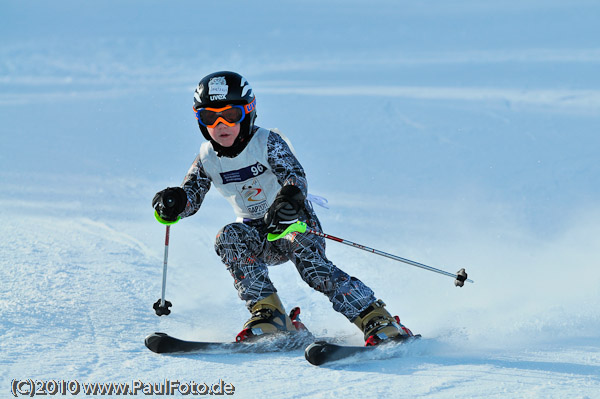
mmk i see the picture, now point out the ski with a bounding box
[304,335,421,366]
[145,331,313,354]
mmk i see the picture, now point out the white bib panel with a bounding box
[199,128,282,220]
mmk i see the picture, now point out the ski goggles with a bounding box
[194,97,256,128]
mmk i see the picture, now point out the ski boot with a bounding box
[353,300,414,346]
[236,293,298,342]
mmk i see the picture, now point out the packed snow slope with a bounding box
[1,1,599,398]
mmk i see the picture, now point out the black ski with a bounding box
[305,335,421,366]
[145,332,313,354]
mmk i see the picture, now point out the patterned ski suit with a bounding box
[179,126,376,322]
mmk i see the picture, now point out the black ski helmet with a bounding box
[193,71,257,157]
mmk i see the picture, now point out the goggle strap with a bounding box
[244,97,256,114]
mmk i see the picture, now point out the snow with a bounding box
[1,0,599,397]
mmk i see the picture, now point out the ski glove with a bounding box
[152,187,187,222]
[264,185,305,234]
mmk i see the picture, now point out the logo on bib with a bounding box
[237,179,269,217]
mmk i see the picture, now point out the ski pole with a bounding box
[153,225,173,315]
[268,221,474,287]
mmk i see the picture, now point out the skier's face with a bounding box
[207,122,240,147]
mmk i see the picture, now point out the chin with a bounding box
[219,140,235,148]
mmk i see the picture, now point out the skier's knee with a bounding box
[216,223,247,246]
[214,223,258,257]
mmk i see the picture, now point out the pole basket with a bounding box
[153,299,172,316]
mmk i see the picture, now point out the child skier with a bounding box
[152,71,413,346]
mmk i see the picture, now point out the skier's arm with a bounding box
[266,131,308,196]
[180,153,212,218]
[264,131,308,233]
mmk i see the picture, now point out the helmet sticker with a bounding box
[240,78,254,98]
[193,84,203,104]
[208,76,228,101]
